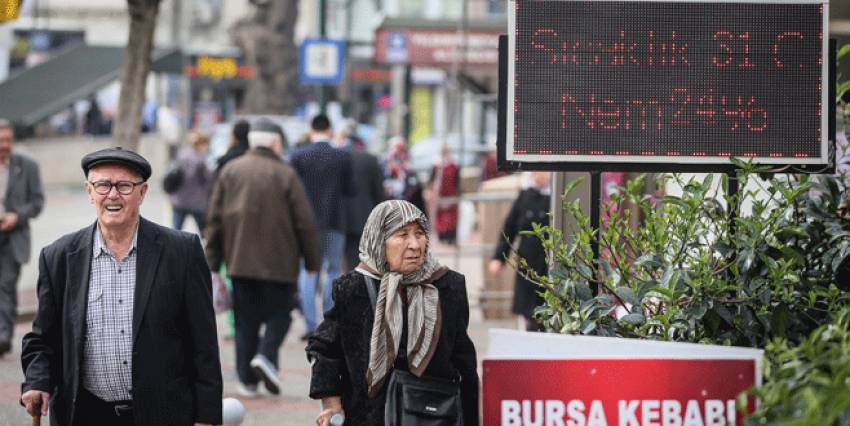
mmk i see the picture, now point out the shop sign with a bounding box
[484,330,763,426]
[184,55,254,80]
[376,28,500,66]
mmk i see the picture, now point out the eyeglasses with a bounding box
[89,180,145,195]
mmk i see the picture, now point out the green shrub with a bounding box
[516,42,850,424]
[525,168,850,348]
[744,307,850,425]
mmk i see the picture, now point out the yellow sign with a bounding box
[0,0,21,22]
[196,56,238,80]
[410,87,433,145]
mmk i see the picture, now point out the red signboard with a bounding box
[483,359,757,425]
[375,29,500,66]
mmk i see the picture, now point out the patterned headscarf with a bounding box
[356,200,446,397]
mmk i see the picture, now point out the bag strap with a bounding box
[364,274,378,311]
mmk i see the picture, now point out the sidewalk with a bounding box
[0,186,519,425]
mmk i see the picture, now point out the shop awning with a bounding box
[0,44,180,127]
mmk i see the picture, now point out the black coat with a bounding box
[21,218,223,426]
[307,270,479,425]
[341,148,386,236]
[493,188,550,318]
[214,143,248,177]
[290,141,356,232]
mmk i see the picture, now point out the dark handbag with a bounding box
[162,163,184,194]
[363,275,464,426]
[385,369,463,425]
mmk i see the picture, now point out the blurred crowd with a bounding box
[162,115,514,400]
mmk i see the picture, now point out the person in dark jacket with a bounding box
[291,114,356,336]
[338,132,386,271]
[21,148,222,425]
[214,119,250,177]
[488,171,551,331]
[307,200,479,425]
[206,120,319,397]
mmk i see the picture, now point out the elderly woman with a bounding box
[307,200,479,425]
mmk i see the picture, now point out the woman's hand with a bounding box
[316,396,343,425]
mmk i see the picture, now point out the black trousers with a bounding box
[231,278,297,385]
[73,388,133,426]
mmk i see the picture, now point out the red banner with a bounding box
[375,29,500,66]
[483,359,756,425]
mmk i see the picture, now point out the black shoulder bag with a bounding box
[363,274,463,426]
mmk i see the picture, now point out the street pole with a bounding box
[319,0,329,114]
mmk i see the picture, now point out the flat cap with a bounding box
[81,147,152,181]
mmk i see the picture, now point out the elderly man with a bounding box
[0,119,44,355]
[20,148,222,425]
[206,119,319,397]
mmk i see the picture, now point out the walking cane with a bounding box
[31,394,41,426]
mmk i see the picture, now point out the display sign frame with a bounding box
[484,329,765,426]
[499,0,836,173]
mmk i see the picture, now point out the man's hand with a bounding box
[21,390,50,417]
[0,212,18,231]
[193,423,212,426]
[488,259,504,274]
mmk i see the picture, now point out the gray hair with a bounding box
[0,119,11,132]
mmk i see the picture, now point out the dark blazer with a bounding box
[341,147,386,236]
[21,218,223,426]
[3,153,44,264]
[493,188,550,318]
[290,141,356,232]
[307,270,479,425]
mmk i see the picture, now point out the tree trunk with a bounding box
[233,0,301,115]
[113,0,160,150]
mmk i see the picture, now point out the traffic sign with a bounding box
[299,38,345,84]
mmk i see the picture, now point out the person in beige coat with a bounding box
[205,119,320,397]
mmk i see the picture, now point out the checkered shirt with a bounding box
[82,226,138,402]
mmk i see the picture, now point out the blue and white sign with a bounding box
[299,38,345,84]
[386,32,408,64]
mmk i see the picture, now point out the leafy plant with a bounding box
[744,307,850,425]
[514,41,850,426]
[524,166,850,348]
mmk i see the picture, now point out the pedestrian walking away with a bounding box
[488,171,552,332]
[169,129,213,233]
[0,119,44,357]
[290,114,356,338]
[337,126,386,272]
[206,119,320,398]
[20,147,222,426]
[215,119,250,178]
[307,199,479,425]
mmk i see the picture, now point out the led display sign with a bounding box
[504,0,831,170]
